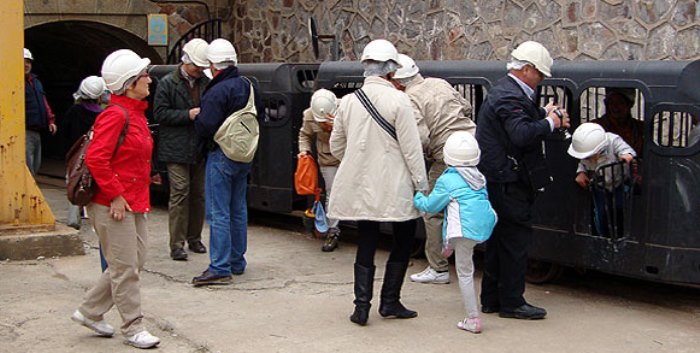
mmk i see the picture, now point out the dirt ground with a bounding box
[0,184,698,353]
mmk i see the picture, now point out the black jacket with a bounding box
[475,75,552,184]
[153,66,209,164]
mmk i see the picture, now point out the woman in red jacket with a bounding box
[70,49,160,349]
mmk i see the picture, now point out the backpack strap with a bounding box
[354,88,397,141]
[240,77,257,114]
[108,104,130,154]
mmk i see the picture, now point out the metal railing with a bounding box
[166,19,222,64]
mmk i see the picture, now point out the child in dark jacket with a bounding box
[414,131,497,333]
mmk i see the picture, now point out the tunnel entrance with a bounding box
[24,20,163,167]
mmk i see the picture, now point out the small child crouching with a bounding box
[568,123,636,237]
[414,131,497,333]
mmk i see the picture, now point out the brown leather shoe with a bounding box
[188,241,207,254]
[192,270,232,287]
[170,248,188,261]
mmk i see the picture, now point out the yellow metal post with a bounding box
[0,1,56,231]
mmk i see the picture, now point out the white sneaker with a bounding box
[71,310,114,337]
[457,317,482,334]
[126,330,160,349]
[409,266,450,284]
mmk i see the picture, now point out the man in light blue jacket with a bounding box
[414,131,497,333]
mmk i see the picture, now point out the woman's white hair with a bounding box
[362,60,398,77]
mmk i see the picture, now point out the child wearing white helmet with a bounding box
[414,131,497,333]
[297,89,341,251]
[568,122,636,237]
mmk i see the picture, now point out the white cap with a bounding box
[360,39,401,66]
[101,49,151,93]
[568,123,608,159]
[443,131,481,167]
[511,41,553,77]
[207,38,237,65]
[24,48,33,61]
[394,54,419,79]
[182,38,209,67]
[310,89,338,123]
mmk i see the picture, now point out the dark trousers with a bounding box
[480,181,534,309]
[355,220,417,268]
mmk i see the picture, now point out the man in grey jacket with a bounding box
[154,38,210,261]
[393,54,477,285]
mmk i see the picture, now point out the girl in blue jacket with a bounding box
[414,131,497,333]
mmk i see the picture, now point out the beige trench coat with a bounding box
[297,108,339,167]
[404,74,476,161]
[328,76,428,222]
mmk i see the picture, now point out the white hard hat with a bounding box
[182,38,209,67]
[394,54,419,79]
[23,48,33,61]
[360,39,401,66]
[207,38,237,65]
[78,76,107,100]
[511,41,553,77]
[568,123,608,159]
[101,49,150,93]
[443,131,481,167]
[310,89,337,123]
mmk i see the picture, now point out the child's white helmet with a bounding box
[443,131,480,167]
[568,122,608,159]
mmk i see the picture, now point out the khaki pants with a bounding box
[79,203,147,336]
[167,161,205,251]
[423,160,449,272]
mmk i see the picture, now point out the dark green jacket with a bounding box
[153,66,210,164]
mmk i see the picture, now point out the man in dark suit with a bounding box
[476,41,570,320]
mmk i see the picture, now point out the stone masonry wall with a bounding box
[228,0,699,63]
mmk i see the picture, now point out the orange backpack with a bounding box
[294,154,319,196]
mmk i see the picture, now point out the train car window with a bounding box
[263,97,288,123]
[451,83,486,122]
[295,68,318,91]
[536,85,572,112]
[331,81,364,97]
[579,87,644,124]
[652,111,696,148]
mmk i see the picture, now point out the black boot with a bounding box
[349,263,375,326]
[379,262,417,318]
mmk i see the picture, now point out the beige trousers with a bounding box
[79,203,148,336]
[423,160,449,272]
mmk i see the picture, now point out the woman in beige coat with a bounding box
[328,39,428,326]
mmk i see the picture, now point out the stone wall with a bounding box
[229,0,699,63]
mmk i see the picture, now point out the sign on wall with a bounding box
[148,14,168,46]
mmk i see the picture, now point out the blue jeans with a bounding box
[592,186,625,237]
[25,130,42,177]
[205,148,252,276]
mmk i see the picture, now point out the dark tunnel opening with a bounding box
[24,20,164,162]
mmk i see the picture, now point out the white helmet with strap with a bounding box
[310,89,337,123]
[443,131,481,167]
[101,49,150,93]
[568,123,608,159]
[394,54,419,79]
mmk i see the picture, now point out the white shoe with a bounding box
[126,330,160,349]
[71,310,114,337]
[409,266,450,284]
[457,317,482,334]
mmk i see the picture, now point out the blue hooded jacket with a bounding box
[414,167,497,245]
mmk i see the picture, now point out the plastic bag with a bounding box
[313,200,329,234]
[294,154,318,195]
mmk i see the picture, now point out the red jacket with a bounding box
[86,94,153,212]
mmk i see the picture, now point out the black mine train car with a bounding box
[148,59,700,286]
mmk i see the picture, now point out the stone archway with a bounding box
[24,20,163,160]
